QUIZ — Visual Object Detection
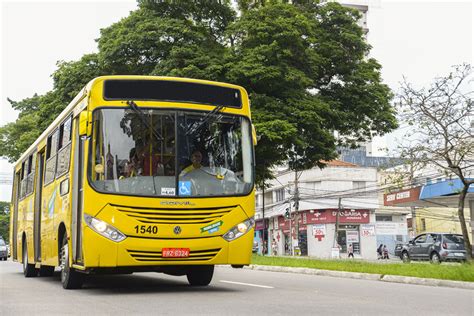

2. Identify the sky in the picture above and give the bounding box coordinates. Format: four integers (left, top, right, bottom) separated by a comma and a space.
0, 0, 473, 201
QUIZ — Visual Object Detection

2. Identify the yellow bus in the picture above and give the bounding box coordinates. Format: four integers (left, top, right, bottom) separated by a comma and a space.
10, 76, 256, 289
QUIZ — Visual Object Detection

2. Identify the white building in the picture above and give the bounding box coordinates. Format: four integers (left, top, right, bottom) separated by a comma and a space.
255, 160, 379, 259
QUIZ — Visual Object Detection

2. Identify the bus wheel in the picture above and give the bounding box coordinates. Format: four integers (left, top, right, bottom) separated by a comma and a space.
39, 265, 55, 277
22, 240, 38, 277
186, 265, 214, 286
60, 236, 84, 289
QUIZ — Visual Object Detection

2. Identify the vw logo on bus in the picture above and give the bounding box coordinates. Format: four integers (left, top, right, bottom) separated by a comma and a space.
173, 226, 182, 235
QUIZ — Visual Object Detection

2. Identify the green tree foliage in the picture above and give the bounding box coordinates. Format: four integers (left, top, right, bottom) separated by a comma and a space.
0, 0, 397, 184
0, 201, 10, 239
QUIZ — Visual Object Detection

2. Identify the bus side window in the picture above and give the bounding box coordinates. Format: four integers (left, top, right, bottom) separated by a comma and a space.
44, 130, 59, 185
56, 116, 72, 178
26, 153, 35, 195
20, 161, 26, 199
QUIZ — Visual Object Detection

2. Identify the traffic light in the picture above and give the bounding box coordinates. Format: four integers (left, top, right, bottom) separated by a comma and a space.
285, 208, 290, 219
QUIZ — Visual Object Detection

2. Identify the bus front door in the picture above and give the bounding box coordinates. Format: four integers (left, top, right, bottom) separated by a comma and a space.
34, 151, 45, 262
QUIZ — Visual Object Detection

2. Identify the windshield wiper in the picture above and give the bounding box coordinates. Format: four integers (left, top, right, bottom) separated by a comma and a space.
185, 105, 226, 136
126, 100, 163, 141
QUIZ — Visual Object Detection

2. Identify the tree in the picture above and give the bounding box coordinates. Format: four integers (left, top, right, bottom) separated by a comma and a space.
0, 201, 10, 239
1, 1, 397, 185
225, 2, 397, 182
398, 63, 473, 259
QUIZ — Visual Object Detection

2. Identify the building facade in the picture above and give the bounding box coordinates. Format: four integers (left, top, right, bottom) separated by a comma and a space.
256, 160, 379, 259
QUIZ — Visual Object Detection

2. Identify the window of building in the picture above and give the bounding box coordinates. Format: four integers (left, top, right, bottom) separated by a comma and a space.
376, 215, 392, 222
275, 188, 285, 202
353, 181, 366, 190
264, 191, 273, 205
420, 218, 426, 231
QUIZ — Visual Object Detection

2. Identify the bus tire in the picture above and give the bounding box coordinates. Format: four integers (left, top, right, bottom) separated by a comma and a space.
39, 265, 55, 277
186, 265, 214, 286
22, 240, 38, 277
60, 235, 84, 289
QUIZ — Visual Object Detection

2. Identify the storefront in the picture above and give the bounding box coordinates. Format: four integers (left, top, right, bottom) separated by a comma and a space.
271, 209, 377, 259
255, 219, 269, 255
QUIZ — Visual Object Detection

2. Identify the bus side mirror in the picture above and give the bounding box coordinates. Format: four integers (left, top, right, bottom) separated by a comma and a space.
79, 111, 91, 136
252, 124, 258, 146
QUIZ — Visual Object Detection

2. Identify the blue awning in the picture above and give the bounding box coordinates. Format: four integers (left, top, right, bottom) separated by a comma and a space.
420, 179, 474, 199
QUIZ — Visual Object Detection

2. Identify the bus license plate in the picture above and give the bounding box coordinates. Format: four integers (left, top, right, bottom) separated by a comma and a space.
162, 248, 190, 258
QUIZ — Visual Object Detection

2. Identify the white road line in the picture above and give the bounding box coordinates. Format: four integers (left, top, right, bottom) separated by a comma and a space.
219, 280, 274, 289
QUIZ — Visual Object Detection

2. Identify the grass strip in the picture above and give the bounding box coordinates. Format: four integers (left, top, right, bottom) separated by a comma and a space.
251, 254, 474, 282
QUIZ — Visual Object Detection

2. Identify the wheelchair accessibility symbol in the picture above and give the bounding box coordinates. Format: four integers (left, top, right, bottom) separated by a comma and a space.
178, 181, 191, 196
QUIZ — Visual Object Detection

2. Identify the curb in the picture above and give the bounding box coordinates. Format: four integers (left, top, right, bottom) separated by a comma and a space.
380, 274, 474, 290
222, 265, 474, 290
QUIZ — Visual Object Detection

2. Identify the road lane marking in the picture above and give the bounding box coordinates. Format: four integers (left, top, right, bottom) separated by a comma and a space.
219, 280, 274, 289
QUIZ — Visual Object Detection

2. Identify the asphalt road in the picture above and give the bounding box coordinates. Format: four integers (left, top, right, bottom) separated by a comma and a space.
0, 259, 472, 315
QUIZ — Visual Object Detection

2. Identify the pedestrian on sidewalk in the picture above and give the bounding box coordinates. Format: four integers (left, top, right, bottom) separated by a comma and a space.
383, 245, 389, 259
377, 244, 383, 259
271, 239, 278, 256
348, 243, 354, 258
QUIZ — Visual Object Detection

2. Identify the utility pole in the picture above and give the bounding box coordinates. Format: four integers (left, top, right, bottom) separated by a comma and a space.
334, 198, 342, 248
294, 170, 300, 255
288, 200, 293, 256
411, 206, 417, 237
262, 183, 266, 256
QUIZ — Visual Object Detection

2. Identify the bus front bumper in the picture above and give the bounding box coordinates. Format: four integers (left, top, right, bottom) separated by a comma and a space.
81, 226, 253, 269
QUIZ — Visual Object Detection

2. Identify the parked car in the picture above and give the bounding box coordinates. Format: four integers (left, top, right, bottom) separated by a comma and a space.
400, 233, 466, 263
394, 243, 404, 258
0, 237, 7, 261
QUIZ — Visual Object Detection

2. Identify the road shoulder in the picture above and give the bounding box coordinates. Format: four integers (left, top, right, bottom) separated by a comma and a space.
223, 265, 474, 290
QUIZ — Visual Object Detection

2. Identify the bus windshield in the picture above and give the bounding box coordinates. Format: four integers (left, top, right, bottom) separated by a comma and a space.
89, 108, 254, 197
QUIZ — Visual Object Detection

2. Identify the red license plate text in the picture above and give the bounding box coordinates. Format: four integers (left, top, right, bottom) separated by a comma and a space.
162, 248, 190, 258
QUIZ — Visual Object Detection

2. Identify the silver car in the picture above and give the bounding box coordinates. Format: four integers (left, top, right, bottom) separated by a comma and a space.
0, 238, 7, 261
401, 233, 466, 263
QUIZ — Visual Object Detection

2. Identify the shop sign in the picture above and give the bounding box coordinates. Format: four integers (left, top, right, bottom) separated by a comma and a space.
360, 224, 375, 237
384, 187, 421, 206
276, 209, 370, 232
306, 209, 370, 224
331, 247, 340, 258
346, 230, 359, 243
312, 224, 326, 236
376, 222, 408, 235
255, 220, 267, 230
278, 216, 308, 232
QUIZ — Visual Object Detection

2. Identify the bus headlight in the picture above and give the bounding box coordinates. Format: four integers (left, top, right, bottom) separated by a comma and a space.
222, 217, 255, 241
84, 214, 126, 242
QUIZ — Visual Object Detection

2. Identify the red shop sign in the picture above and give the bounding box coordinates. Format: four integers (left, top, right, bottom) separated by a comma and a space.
277, 217, 307, 232
305, 209, 370, 224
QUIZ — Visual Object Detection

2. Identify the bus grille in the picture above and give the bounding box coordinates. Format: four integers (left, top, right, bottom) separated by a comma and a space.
115, 205, 236, 224
127, 248, 221, 262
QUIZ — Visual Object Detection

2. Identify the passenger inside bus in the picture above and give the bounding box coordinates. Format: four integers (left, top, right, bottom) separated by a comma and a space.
124, 138, 165, 177
180, 149, 203, 176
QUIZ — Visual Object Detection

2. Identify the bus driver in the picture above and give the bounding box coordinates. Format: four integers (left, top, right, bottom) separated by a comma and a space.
180, 149, 203, 176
